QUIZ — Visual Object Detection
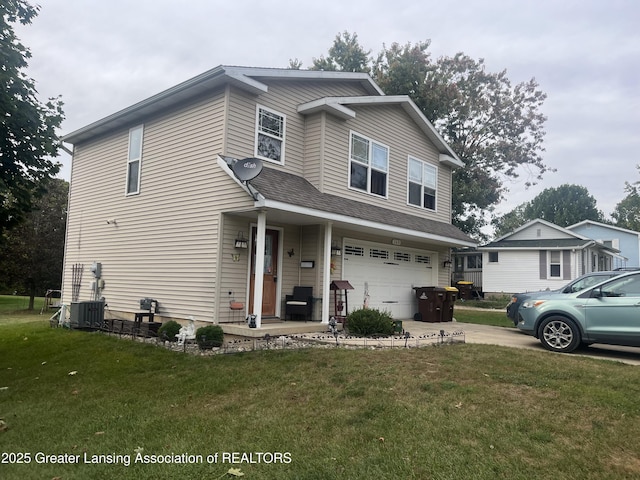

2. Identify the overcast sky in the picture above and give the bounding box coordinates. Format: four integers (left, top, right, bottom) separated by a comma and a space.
15, 0, 640, 221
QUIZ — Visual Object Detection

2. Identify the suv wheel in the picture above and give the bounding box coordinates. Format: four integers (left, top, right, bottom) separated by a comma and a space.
538, 316, 581, 353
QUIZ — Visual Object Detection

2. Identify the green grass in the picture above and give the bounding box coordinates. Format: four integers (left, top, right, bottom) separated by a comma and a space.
0, 295, 47, 324
1, 298, 640, 479
453, 308, 514, 328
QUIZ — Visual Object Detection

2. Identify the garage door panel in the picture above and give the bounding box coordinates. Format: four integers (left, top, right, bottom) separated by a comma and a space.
342, 240, 436, 319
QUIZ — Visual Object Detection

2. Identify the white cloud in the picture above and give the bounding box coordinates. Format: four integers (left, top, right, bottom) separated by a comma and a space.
13, 0, 640, 220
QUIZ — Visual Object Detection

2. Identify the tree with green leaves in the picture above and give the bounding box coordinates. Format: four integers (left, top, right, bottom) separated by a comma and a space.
492, 184, 603, 237
611, 165, 640, 231
310, 31, 371, 73
304, 34, 549, 239
0, 178, 68, 309
1, 0, 64, 235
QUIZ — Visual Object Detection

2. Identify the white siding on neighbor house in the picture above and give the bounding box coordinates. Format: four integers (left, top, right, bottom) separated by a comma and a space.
509, 223, 575, 241
62, 90, 255, 322
482, 250, 578, 294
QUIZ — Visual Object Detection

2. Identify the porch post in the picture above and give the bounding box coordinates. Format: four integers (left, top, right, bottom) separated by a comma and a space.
253, 210, 267, 329
322, 221, 332, 324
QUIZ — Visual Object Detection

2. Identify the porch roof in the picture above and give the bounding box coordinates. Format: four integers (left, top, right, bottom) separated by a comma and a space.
248, 167, 476, 248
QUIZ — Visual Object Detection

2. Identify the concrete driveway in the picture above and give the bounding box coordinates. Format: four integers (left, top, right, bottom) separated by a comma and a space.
402, 319, 640, 366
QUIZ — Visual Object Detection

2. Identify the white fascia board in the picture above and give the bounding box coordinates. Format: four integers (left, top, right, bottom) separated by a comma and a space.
491, 218, 590, 243
216, 155, 266, 202
478, 242, 595, 251
223, 70, 270, 95
226, 66, 385, 95
297, 98, 356, 120
256, 198, 476, 248
322, 96, 464, 167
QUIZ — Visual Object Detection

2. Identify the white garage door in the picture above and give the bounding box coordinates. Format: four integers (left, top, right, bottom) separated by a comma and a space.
341, 239, 437, 319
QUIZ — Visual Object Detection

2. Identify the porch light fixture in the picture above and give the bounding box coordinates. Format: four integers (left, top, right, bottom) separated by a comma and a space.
331, 246, 342, 256
443, 258, 452, 268
234, 232, 248, 249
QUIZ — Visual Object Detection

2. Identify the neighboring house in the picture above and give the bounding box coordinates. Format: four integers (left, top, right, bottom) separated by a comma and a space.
567, 220, 640, 269
479, 219, 619, 295
451, 248, 483, 290
61, 65, 475, 328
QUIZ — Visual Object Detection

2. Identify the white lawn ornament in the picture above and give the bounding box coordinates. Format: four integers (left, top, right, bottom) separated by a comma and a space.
176, 317, 196, 346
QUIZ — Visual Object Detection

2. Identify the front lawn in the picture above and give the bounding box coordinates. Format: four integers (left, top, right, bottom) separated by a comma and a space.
1, 311, 639, 479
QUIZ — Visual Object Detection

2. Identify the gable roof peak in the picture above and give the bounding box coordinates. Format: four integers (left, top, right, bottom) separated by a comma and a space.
493, 218, 589, 242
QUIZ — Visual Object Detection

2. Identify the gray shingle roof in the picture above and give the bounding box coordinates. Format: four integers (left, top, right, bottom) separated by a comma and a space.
481, 239, 596, 249
250, 167, 475, 245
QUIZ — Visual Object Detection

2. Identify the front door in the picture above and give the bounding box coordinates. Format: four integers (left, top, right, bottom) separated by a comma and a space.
249, 228, 279, 316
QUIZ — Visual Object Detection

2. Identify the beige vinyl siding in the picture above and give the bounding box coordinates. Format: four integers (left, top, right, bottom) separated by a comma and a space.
62, 91, 254, 322
216, 217, 310, 323
217, 215, 251, 323
225, 81, 374, 177
302, 113, 324, 190
319, 104, 452, 223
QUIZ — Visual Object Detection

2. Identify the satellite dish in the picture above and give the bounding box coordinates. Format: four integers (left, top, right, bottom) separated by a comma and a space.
232, 157, 263, 182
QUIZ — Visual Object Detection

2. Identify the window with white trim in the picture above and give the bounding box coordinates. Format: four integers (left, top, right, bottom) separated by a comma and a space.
408, 156, 437, 210
549, 251, 562, 277
255, 106, 285, 164
349, 132, 389, 197
126, 125, 143, 195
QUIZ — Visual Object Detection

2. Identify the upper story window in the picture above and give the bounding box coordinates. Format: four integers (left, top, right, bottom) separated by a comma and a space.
408, 156, 437, 210
255, 106, 285, 164
126, 125, 143, 195
349, 132, 388, 197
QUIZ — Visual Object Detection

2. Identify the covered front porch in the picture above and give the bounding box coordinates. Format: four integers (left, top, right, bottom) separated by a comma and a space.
216, 158, 476, 330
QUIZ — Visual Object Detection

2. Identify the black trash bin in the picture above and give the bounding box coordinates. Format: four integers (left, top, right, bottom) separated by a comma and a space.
441, 287, 458, 322
456, 281, 473, 300
413, 287, 446, 322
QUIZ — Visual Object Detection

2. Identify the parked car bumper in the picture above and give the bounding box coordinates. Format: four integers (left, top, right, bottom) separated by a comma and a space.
516, 305, 539, 337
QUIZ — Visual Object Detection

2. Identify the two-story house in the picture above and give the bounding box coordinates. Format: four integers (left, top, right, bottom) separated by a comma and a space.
567, 220, 640, 269
61, 66, 475, 329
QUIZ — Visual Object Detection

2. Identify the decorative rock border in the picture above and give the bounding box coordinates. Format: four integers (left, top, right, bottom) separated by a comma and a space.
106, 329, 466, 356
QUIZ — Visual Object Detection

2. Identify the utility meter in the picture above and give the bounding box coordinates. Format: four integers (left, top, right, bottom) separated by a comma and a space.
90, 262, 102, 278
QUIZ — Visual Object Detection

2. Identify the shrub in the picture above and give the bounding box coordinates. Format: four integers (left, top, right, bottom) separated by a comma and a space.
346, 308, 394, 337
196, 325, 224, 350
158, 320, 181, 342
